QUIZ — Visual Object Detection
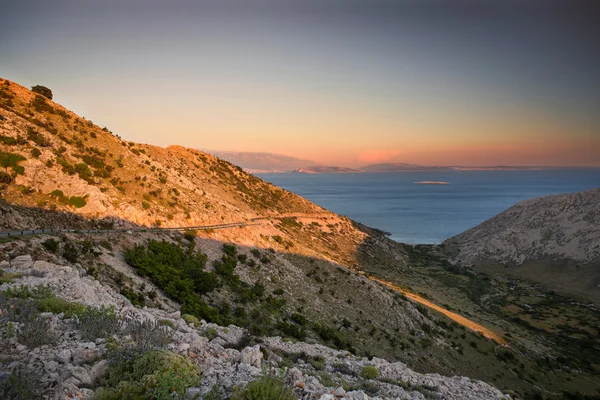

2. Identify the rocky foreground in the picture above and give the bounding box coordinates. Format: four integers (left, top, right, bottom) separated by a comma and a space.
0, 252, 509, 400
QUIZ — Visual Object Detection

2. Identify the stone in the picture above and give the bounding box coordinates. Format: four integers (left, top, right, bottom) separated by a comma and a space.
90, 360, 109, 384
72, 348, 98, 365
240, 345, 262, 369
334, 387, 346, 397
347, 391, 369, 400
10, 255, 33, 269
44, 360, 59, 372
319, 395, 335, 400
69, 366, 92, 387
56, 349, 72, 363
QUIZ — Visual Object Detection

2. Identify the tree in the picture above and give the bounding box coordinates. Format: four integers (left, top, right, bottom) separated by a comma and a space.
31, 85, 53, 100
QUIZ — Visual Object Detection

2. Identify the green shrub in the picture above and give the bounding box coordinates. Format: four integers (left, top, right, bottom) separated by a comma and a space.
0, 367, 38, 400
204, 384, 224, 400
31, 85, 52, 100
18, 317, 59, 347
124, 240, 224, 323
231, 372, 295, 400
0, 170, 12, 184
36, 297, 85, 317
30, 95, 54, 113
0, 151, 26, 175
62, 241, 79, 262
361, 366, 379, 379
182, 314, 200, 327
183, 229, 196, 241
76, 306, 121, 340
127, 319, 173, 349
41, 238, 59, 252
26, 127, 50, 147
30, 148, 41, 158
0, 135, 17, 145
96, 349, 200, 400
75, 163, 93, 183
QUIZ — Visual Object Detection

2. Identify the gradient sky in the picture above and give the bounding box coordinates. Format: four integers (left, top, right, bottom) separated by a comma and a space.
1, 0, 599, 167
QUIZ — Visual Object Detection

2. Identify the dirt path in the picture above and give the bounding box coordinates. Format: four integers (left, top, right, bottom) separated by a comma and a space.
362, 273, 507, 345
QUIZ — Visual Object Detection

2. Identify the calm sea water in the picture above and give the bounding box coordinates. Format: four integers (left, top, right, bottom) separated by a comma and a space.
257, 170, 600, 244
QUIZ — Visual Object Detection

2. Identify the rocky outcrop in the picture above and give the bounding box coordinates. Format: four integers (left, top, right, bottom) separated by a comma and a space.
445, 189, 600, 265
0, 253, 511, 400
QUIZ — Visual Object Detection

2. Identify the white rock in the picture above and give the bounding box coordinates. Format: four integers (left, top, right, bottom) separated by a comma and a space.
44, 360, 59, 372
10, 255, 33, 269
90, 359, 109, 384
240, 345, 262, 369
69, 366, 92, 387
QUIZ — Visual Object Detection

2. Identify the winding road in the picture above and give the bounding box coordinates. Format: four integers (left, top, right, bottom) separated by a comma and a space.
0, 221, 263, 237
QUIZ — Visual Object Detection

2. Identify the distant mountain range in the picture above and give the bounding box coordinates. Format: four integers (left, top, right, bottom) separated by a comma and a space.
207, 151, 315, 173
206, 152, 591, 174
293, 166, 360, 174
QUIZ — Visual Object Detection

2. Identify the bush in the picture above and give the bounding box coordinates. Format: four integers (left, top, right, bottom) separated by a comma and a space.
31, 85, 53, 100
96, 349, 200, 400
0, 151, 26, 175
126, 319, 173, 349
41, 238, 59, 252
231, 372, 295, 400
30, 148, 41, 158
62, 241, 79, 262
124, 240, 224, 323
0, 170, 12, 184
182, 314, 200, 327
76, 306, 121, 340
0, 367, 38, 400
18, 317, 59, 347
36, 297, 85, 317
361, 366, 379, 379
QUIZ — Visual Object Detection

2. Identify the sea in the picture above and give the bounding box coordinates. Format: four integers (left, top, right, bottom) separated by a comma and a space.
256, 169, 600, 245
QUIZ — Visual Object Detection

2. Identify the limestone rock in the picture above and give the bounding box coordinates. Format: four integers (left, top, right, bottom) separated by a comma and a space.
240, 345, 262, 368
10, 255, 34, 270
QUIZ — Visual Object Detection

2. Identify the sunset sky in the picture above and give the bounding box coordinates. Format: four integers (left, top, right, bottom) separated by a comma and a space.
1, 0, 599, 167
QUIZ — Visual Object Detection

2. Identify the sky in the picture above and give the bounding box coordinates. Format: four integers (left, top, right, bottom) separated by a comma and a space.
1, 0, 599, 167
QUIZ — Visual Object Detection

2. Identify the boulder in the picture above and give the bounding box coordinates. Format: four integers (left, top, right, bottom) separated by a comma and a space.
90, 359, 109, 384
55, 349, 72, 364
240, 345, 262, 369
10, 255, 33, 270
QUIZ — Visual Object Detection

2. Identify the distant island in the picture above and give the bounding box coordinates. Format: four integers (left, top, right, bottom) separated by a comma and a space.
293, 166, 361, 174
414, 181, 449, 185
203, 152, 591, 174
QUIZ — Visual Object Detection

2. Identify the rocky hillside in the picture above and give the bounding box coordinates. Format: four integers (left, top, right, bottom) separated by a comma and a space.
444, 189, 600, 302
0, 233, 509, 400
444, 188, 600, 265
0, 78, 366, 267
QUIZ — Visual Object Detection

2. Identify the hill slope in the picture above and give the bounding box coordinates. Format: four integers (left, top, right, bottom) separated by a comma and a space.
0, 78, 366, 267
444, 189, 600, 302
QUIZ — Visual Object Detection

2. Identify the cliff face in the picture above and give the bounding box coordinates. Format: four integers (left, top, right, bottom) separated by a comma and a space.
444, 188, 600, 266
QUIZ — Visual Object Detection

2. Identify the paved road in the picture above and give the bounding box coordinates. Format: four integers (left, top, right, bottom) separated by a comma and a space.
0, 221, 263, 237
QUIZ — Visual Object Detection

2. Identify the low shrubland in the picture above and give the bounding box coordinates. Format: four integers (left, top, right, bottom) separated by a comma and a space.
96, 348, 201, 400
